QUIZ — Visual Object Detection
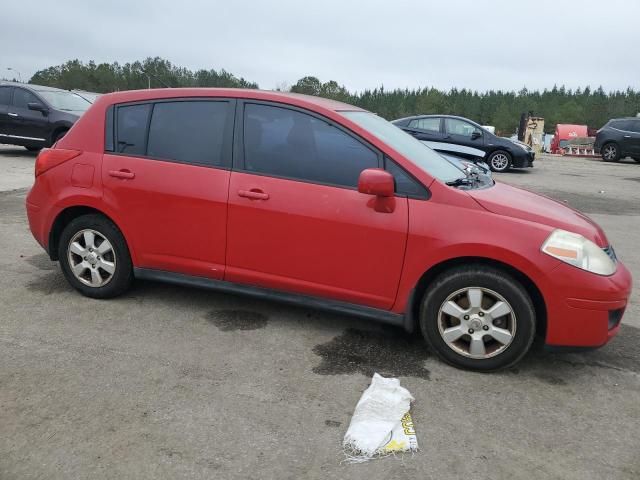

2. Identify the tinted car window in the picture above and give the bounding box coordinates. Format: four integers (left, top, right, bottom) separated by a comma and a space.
630, 120, 640, 133
385, 157, 428, 198
147, 101, 230, 166
0, 87, 11, 106
12, 89, 42, 109
116, 104, 151, 155
244, 103, 378, 187
445, 118, 481, 137
408, 117, 440, 132
610, 119, 633, 131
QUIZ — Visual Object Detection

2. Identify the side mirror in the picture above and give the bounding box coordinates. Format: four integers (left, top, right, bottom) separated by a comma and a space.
28, 102, 49, 115
358, 168, 395, 197
471, 131, 482, 140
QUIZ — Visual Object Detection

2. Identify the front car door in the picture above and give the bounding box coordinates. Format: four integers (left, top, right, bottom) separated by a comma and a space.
624, 119, 640, 156
443, 117, 487, 158
7, 87, 50, 145
226, 101, 408, 310
102, 98, 235, 279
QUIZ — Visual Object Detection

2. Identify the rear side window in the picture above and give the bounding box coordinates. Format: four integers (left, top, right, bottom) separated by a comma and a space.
610, 119, 633, 131
116, 104, 151, 155
12, 89, 41, 109
629, 120, 640, 133
243, 103, 379, 187
408, 117, 440, 132
0, 87, 11, 106
147, 101, 230, 166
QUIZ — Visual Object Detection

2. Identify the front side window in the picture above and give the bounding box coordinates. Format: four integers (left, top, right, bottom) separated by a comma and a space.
116, 104, 151, 155
445, 118, 482, 138
12, 89, 42, 109
0, 87, 11, 106
243, 103, 378, 187
408, 117, 440, 132
147, 101, 230, 166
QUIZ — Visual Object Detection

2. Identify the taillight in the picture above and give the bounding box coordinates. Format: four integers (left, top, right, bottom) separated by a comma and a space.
35, 148, 82, 177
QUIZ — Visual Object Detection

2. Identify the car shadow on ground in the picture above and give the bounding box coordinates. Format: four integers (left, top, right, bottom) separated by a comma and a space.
23, 258, 638, 382
0, 146, 38, 157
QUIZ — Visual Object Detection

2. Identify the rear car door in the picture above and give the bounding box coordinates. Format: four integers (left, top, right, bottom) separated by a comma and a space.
7, 87, 50, 144
405, 117, 445, 145
102, 98, 235, 279
226, 101, 409, 309
0, 86, 12, 140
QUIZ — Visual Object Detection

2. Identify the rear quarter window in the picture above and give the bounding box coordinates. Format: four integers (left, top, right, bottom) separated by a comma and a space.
0, 87, 11, 106
115, 104, 151, 155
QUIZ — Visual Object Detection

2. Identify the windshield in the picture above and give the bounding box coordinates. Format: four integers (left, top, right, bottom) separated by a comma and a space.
341, 111, 465, 183
36, 90, 91, 112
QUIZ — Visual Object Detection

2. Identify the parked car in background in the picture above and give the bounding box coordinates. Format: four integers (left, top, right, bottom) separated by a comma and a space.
0, 82, 91, 151
392, 114, 535, 172
594, 117, 640, 162
26, 89, 630, 371
72, 90, 101, 103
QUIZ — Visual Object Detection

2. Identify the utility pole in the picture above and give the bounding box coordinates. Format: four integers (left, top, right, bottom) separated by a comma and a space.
6, 67, 22, 82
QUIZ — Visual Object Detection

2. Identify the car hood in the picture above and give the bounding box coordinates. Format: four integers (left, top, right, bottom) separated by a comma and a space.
467, 181, 609, 246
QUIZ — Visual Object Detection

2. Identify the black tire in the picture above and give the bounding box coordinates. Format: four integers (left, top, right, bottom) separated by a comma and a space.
419, 264, 536, 371
601, 142, 620, 162
51, 129, 68, 146
487, 150, 512, 172
25, 146, 42, 152
58, 214, 133, 299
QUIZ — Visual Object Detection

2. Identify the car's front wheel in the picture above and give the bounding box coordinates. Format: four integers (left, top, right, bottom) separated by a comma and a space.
58, 214, 133, 299
487, 150, 512, 172
420, 265, 536, 371
601, 143, 620, 162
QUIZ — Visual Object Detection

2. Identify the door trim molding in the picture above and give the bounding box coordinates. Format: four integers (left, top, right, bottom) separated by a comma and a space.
134, 267, 407, 329
0, 133, 46, 141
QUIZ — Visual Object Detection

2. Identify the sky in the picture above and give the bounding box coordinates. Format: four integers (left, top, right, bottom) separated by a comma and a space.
2, 0, 639, 93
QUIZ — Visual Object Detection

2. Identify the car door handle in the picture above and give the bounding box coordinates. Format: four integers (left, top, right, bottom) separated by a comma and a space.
108, 169, 135, 179
624, 135, 631, 138
8, 112, 18, 117
238, 189, 269, 200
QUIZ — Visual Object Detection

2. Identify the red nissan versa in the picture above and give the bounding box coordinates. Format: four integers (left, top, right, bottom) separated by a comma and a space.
25, 89, 632, 371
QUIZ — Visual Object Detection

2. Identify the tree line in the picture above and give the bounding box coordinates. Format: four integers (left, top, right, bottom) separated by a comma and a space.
25, 58, 640, 135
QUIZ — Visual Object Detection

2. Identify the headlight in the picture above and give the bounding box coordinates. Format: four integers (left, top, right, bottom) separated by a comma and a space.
541, 229, 616, 276
515, 142, 530, 152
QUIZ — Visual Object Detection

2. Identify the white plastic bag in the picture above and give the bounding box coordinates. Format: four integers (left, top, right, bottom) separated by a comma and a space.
343, 373, 418, 462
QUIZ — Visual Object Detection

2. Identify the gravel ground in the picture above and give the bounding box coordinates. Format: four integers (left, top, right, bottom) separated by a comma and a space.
1, 146, 638, 480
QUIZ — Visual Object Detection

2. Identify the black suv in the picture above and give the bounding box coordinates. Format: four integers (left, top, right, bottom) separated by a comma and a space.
594, 117, 640, 163
0, 82, 91, 151
392, 114, 535, 172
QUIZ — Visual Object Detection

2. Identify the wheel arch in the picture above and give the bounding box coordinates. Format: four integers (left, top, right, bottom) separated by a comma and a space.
405, 256, 547, 338
48, 205, 132, 262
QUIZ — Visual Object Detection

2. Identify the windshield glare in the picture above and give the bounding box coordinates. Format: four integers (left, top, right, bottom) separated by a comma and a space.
341, 111, 465, 183
37, 90, 91, 112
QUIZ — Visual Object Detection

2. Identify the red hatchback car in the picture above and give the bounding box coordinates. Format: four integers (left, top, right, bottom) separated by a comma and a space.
26, 89, 632, 371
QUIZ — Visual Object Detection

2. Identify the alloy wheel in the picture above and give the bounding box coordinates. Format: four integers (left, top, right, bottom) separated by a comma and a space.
603, 144, 617, 161
437, 287, 516, 359
67, 229, 116, 287
490, 153, 509, 171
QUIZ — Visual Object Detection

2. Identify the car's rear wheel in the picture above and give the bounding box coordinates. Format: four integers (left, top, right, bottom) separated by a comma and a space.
487, 150, 511, 172
601, 143, 620, 162
420, 265, 536, 371
58, 214, 133, 299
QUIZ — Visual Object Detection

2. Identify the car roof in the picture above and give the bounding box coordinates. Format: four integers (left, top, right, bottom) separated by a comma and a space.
0, 81, 74, 93
98, 88, 365, 112
398, 114, 475, 122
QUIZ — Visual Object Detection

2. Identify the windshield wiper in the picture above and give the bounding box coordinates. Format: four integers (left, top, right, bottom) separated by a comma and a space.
446, 177, 475, 187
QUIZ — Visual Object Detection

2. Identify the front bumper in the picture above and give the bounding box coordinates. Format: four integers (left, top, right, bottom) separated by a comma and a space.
512, 150, 535, 168
544, 260, 632, 348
